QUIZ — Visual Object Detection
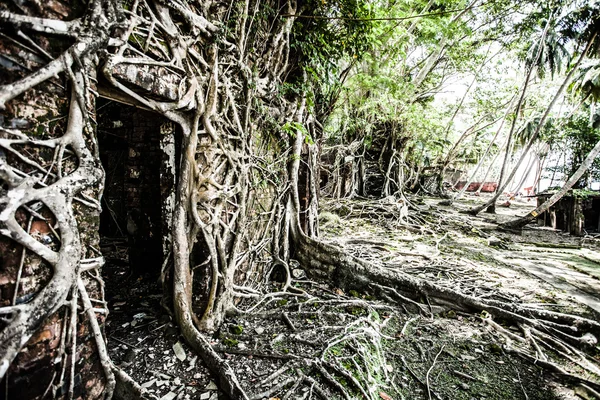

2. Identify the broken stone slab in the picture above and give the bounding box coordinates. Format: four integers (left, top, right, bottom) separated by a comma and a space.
204, 381, 218, 390
173, 341, 186, 361
160, 391, 177, 400
186, 355, 197, 371
141, 379, 156, 388
291, 268, 305, 279
151, 370, 172, 380
188, 355, 197, 367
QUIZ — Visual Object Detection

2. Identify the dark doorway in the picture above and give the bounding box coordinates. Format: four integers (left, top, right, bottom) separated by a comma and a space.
96, 99, 182, 386
584, 197, 600, 234
97, 99, 174, 279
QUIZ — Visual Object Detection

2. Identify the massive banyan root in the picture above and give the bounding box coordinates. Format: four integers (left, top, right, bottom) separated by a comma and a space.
294, 232, 600, 343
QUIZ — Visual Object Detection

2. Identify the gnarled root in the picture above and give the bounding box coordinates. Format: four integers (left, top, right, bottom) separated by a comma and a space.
293, 232, 600, 389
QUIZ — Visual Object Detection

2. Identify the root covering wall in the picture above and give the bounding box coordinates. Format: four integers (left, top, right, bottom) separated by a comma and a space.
0, 1, 107, 397
0, 0, 317, 398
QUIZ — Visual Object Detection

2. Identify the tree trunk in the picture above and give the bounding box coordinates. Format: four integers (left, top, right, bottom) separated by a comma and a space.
509, 148, 537, 194
462, 92, 518, 195
470, 30, 596, 215
435, 45, 497, 194
469, 19, 553, 211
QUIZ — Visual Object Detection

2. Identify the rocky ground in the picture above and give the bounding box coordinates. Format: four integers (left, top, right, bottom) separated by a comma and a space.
102, 240, 224, 400
103, 194, 600, 400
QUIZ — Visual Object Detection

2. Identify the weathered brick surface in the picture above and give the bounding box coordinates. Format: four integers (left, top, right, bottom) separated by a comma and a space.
0, 2, 106, 399
111, 63, 184, 101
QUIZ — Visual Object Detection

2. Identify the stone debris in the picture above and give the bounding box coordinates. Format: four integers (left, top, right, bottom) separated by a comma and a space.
159, 391, 177, 400
104, 242, 219, 400
173, 342, 186, 361
141, 379, 156, 388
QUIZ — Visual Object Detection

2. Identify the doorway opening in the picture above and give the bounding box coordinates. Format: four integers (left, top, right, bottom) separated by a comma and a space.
96, 98, 177, 285
96, 98, 188, 387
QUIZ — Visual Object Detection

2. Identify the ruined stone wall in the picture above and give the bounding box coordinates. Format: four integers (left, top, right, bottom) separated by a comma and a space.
0, 0, 308, 397
0, 2, 106, 398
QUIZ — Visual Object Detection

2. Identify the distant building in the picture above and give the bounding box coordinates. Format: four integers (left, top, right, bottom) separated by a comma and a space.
536, 191, 600, 236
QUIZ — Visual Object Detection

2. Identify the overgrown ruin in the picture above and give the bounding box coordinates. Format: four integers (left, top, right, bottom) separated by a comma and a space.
1, 1, 600, 399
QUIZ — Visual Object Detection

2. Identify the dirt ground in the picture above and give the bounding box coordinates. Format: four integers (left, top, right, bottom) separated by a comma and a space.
103, 193, 600, 400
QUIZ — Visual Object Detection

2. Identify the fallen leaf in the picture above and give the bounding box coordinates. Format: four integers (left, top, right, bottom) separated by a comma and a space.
379, 391, 392, 400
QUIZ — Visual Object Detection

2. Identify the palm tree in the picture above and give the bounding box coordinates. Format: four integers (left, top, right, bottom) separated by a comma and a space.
467, 17, 552, 213
500, 1, 600, 228
469, 27, 597, 215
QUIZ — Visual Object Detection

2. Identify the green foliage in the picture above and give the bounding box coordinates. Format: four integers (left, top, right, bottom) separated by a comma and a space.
292, 0, 378, 68
277, 299, 289, 306
349, 306, 366, 316
294, 0, 600, 188
229, 325, 244, 335
559, 112, 600, 185
282, 121, 313, 144
571, 60, 600, 102
222, 337, 239, 347
572, 189, 599, 199
541, 107, 600, 189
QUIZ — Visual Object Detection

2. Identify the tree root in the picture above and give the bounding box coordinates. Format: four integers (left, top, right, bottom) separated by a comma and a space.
113, 366, 159, 400
295, 234, 600, 338
293, 232, 600, 394
506, 346, 600, 393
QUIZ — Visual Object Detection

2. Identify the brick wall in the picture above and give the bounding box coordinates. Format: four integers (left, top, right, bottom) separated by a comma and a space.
0, 2, 107, 398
